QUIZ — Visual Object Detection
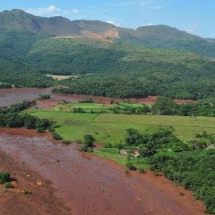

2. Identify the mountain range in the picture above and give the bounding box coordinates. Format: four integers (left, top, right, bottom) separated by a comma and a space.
0, 9, 215, 58
1, 9, 215, 100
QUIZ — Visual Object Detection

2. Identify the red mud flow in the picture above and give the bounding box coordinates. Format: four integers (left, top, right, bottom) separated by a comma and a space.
0, 88, 194, 108
0, 128, 205, 215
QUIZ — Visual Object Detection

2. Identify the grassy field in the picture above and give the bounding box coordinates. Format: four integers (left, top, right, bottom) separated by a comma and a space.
28, 109, 215, 143
94, 151, 149, 169
55, 102, 143, 113
55, 103, 115, 113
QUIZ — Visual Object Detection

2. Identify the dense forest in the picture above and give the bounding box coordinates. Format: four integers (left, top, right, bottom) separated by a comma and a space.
0, 58, 53, 88
0, 101, 51, 130
151, 97, 215, 116
54, 59, 215, 99
1, 10, 215, 98
104, 128, 215, 213
150, 150, 215, 214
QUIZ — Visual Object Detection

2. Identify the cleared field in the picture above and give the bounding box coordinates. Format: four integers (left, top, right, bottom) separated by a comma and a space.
28, 109, 215, 143
46, 75, 78, 80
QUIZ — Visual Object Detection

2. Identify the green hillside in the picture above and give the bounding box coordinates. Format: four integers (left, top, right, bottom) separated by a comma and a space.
1, 9, 215, 98
119, 25, 215, 58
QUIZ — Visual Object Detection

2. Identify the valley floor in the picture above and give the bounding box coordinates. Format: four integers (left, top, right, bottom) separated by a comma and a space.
0, 128, 205, 215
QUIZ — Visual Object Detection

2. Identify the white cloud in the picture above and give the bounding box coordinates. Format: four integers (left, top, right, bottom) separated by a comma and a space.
25, 5, 80, 17
71, 9, 80, 14
186, 28, 195, 34
106, 20, 121, 27
143, 22, 154, 26
26, 5, 61, 16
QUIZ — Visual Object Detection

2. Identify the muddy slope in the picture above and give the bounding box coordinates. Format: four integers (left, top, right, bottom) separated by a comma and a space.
0, 149, 70, 215
0, 128, 205, 215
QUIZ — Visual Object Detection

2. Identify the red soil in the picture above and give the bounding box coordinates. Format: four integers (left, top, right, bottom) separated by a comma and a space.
0, 128, 206, 215
0, 88, 194, 108
0, 151, 70, 215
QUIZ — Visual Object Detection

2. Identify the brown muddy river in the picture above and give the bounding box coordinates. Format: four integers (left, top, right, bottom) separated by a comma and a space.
0, 129, 205, 215
0, 88, 77, 107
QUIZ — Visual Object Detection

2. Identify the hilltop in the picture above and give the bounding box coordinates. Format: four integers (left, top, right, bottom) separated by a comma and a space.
0, 9, 215, 58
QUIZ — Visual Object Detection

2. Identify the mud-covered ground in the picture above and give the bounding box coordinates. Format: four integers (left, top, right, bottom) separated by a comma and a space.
0, 147, 70, 215
0, 128, 205, 215
0, 88, 194, 108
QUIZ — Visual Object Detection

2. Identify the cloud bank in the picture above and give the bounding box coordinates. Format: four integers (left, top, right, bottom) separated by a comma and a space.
26, 5, 79, 17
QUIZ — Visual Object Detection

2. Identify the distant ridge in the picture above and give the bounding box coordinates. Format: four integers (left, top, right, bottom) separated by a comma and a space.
0, 9, 215, 57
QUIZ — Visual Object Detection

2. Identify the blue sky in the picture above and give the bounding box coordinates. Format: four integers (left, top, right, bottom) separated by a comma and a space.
0, 0, 214, 38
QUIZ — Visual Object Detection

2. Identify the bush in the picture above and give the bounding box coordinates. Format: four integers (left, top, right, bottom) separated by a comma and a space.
39, 94, 51, 100
84, 134, 95, 147
0, 172, 10, 184
47, 126, 55, 132
87, 147, 94, 152
62, 140, 71, 145
126, 162, 137, 170
4, 182, 14, 189
138, 168, 145, 173
104, 143, 113, 148
37, 127, 44, 133
79, 146, 88, 152
52, 132, 63, 140
22, 189, 32, 194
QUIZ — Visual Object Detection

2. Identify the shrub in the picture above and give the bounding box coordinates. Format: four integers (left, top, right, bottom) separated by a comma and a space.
37, 127, 44, 133
4, 182, 14, 189
126, 162, 137, 170
52, 132, 63, 140
47, 126, 55, 132
62, 140, 71, 145
87, 147, 94, 152
0, 172, 10, 184
138, 168, 145, 173
39, 94, 51, 100
22, 189, 32, 194
104, 143, 113, 148
79, 146, 88, 152
84, 134, 95, 147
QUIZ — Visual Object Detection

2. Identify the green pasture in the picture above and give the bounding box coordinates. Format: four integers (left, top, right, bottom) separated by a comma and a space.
55, 102, 143, 113
27, 109, 215, 143
55, 102, 114, 113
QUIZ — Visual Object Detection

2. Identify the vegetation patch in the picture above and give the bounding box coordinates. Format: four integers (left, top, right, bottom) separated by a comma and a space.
0, 172, 10, 184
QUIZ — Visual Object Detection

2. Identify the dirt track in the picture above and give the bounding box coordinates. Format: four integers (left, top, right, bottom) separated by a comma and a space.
0, 128, 205, 215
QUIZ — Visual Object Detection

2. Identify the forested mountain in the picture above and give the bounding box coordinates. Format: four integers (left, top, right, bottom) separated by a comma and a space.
119, 25, 215, 58
1, 9, 215, 98
1, 9, 215, 57
0, 9, 116, 36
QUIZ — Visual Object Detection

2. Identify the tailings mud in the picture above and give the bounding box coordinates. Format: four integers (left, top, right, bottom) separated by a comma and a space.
0, 128, 205, 215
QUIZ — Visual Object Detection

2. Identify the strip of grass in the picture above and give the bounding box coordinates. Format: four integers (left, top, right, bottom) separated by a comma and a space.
55, 103, 114, 113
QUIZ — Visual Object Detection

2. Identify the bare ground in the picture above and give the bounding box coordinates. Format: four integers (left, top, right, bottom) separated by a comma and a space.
0, 88, 195, 108
0, 128, 205, 215
0, 150, 71, 215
